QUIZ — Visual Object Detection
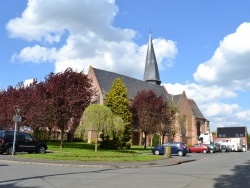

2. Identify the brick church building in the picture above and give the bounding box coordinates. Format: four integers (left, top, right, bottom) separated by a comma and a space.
87, 33, 209, 146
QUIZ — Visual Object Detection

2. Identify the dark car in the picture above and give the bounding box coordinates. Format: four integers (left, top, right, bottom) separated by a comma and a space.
152, 142, 188, 156
188, 144, 210, 153
0, 130, 47, 155
220, 144, 231, 152
207, 144, 221, 153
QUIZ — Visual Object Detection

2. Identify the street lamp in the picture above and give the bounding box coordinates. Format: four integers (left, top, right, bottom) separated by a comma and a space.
12, 106, 22, 156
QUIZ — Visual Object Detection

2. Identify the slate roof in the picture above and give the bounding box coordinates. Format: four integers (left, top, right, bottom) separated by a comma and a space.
188, 99, 205, 119
143, 32, 161, 85
170, 94, 205, 119
91, 67, 207, 121
92, 67, 170, 103
172, 94, 181, 105
217, 127, 247, 138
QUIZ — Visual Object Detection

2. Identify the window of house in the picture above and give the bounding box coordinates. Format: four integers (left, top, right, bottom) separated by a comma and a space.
240, 134, 244, 137
218, 134, 222, 138
235, 134, 239, 137
223, 134, 226, 137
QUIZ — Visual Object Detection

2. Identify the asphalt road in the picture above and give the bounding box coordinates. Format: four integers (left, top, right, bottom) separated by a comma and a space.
1, 151, 250, 188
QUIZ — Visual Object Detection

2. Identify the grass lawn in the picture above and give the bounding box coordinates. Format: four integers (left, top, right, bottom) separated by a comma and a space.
17, 142, 164, 162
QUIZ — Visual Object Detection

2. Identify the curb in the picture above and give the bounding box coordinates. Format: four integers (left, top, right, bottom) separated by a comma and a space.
0, 158, 197, 168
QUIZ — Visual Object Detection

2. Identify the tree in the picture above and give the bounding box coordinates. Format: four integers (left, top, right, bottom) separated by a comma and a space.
22, 81, 56, 140
158, 104, 176, 143
0, 68, 93, 145
131, 90, 167, 149
42, 68, 93, 148
79, 104, 113, 152
16, 81, 44, 134
0, 85, 21, 129
109, 116, 125, 149
0, 89, 9, 129
104, 78, 132, 148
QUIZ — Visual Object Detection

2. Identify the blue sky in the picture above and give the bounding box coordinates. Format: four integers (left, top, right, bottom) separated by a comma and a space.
1, 0, 250, 132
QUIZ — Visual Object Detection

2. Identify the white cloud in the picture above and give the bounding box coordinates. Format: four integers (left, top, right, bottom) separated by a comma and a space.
163, 82, 237, 104
163, 82, 241, 131
153, 38, 177, 69
7, 0, 177, 79
236, 110, 250, 121
23, 79, 34, 87
189, 22, 250, 130
11, 45, 57, 63
193, 22, 250, 89
164, 82, 239, 117
6, 0, 120, 43
202, 103, 239, 117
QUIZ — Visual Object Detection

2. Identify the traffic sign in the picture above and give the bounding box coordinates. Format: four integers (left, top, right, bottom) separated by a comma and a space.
13, 115, 22, 122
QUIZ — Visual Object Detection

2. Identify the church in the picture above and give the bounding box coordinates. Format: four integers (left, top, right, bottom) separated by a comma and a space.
87, 33, 210, 146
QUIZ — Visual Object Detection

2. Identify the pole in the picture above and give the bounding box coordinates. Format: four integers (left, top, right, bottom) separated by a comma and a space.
12, 106, 22, 156
12, 121, 18, 156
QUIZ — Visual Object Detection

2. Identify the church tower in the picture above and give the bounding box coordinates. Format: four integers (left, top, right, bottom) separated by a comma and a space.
143, 32, 161, 85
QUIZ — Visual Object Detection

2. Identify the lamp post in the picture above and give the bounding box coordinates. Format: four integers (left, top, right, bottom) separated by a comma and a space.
12, 106, 22, 156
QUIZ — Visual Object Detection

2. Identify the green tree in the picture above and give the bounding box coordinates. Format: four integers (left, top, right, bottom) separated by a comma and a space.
105, 78, 132, 148
111, 116, 125, 148
79, 104, 113, 152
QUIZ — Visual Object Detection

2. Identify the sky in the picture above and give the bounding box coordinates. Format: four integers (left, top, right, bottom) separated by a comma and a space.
1, 0, 250, 132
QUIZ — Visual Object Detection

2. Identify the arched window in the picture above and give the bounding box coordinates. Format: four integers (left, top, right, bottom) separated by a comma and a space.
196, 121, 201, 136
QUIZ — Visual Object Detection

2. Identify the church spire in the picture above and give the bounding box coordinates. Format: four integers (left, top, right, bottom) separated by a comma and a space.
143, 32, 161, 85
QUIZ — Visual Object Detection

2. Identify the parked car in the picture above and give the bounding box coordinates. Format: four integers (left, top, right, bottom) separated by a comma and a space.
0, 130, 47, 155
220, 144, 231, 152
214, 144, 221, 152
188, 144, 210, 153
152, 142, 188, 156
242, 144, 247, 152
207, 144, 221, 153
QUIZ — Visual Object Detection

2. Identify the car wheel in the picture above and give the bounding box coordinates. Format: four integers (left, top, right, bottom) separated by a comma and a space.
38, 146, 46, 154
210, 150, 214, 153
203, 149, 207, 154
6, 146, 14, 155
178, 151, 183, 156
154, 150, 160, 155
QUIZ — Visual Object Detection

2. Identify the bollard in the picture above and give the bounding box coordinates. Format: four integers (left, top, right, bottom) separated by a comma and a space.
165, 146, 171, 158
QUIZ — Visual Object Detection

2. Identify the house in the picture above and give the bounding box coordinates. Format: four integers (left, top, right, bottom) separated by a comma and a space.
216, 126, 248, 149
87, 32, 209, 146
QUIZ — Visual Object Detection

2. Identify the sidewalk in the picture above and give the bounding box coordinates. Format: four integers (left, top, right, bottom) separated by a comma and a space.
0, 154, 197, 168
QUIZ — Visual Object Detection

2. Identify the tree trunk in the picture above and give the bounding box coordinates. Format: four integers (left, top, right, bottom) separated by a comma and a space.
95, 134, 98, 152
149, 134, 153, 148
139, 132, 142, 146
60, 130, 64, 148
172, 133, 175, 142
48, 128, 52, 141
162, 134, 165, 144
144, 133, 147, 149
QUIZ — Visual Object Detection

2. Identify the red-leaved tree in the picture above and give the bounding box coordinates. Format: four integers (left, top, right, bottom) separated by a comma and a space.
0, 85, 22, 129
42, 68, 94, 148
131, 90, 167, 149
